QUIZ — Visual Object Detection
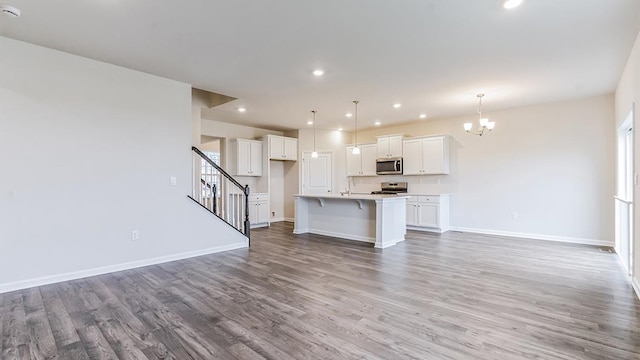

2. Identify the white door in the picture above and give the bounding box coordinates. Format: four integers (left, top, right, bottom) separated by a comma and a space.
361, 144, 378, 176
418, 203, 439, 227
377, 137, 390, 158
616, 107, 634, 276
346, 146, 362, 176
269, 136, 284, 159
402, 139, 423, 175
250, 141, 263, 176
422, 137, 444, 174
302, 152, 332, 195
388, 136, 403, 157
283, 138, 298, 160
406, 202, 418, 226
237, 140, 251, 176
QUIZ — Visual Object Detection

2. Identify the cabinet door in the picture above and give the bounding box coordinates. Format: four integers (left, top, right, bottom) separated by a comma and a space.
360, 144, 378, 176
250, 141, 263, 176
257, 200, 270, 223
346, 146, 363, 176
421, 137, 445, 174
418, 203, 439, 227
249, 202, 259, 224
377, 137, 390, 158
283, 138, 297, 160
236, 140, 252, 176
406, 203, 419, 226
402, 139, 423, 175
269, 136, 284, 159
388, 136, 403, 157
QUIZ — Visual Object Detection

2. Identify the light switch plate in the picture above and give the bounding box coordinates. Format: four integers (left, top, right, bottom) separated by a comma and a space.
170, 176, 177, 186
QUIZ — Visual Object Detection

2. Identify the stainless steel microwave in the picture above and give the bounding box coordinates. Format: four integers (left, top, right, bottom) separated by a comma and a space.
376, 158, 403, 175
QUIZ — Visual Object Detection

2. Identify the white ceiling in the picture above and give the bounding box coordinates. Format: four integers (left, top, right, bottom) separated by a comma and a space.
1, 1, 639, 131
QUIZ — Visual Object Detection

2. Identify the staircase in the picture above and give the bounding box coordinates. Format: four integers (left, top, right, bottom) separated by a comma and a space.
189, 146, 251, 243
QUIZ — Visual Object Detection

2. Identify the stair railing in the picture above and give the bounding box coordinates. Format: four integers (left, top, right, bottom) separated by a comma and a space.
190, 147, 250, 241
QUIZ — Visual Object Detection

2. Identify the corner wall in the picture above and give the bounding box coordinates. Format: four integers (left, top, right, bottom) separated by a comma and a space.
0, 37, 247, 293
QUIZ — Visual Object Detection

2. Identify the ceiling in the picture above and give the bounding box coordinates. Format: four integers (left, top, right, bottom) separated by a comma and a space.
1, 1, 639, 132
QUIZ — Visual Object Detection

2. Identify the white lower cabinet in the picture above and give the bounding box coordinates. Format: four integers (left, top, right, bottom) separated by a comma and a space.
406, 194, 449, 233
249, 193, 269, 228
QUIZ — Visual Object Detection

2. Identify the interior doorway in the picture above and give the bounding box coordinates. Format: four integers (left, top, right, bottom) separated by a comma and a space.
301, 151, 333, 195
615, 107, 634, 277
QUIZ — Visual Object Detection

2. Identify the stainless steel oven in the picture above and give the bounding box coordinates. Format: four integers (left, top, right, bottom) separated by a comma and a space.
376, 158, 403, 175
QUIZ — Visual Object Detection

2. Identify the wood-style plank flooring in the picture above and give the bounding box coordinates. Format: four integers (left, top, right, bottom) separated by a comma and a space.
1, 222, 640, 359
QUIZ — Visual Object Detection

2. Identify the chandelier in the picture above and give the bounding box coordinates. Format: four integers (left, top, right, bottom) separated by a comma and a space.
464, 94, 495, 136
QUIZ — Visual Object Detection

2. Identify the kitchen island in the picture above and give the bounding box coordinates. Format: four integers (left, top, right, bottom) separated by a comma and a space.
293, 194, 409, 248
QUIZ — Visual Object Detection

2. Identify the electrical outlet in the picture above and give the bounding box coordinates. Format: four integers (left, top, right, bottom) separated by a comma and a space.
272, 211, 275, 217
131, 230, 140, 241
511, 212, 518, 220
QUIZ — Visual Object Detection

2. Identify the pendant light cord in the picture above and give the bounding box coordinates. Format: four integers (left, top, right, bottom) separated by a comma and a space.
312, 110, 317, 152
353, 100, 359, 148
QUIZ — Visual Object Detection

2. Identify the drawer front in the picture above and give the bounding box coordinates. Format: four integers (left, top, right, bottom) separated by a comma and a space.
249, 193, 268, 201
417, 195, 439, 203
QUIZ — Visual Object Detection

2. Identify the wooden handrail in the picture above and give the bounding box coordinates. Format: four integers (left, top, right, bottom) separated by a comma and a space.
192, 146, 249, 196
192, 146, 251, 242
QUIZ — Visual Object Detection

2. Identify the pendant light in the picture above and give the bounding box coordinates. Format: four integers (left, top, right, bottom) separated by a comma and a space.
463, 94, 495, 136
352, 100, 360, 154
311, 110, 318, 158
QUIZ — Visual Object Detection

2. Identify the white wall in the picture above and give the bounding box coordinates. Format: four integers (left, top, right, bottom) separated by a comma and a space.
200, 118, 282, 194
0, 37, 247, 292
299, 95, 615, 245
615, 29, 640, 296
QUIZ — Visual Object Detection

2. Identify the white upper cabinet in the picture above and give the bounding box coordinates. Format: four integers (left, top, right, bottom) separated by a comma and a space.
346, 143, 377, 176
230, 139, 263, 176
268, 135, 298, 161
402, 135, 449, 175
376, 135, 403, 158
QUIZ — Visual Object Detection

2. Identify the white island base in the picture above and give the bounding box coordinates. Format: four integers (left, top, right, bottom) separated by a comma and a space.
293, 194, 408, 248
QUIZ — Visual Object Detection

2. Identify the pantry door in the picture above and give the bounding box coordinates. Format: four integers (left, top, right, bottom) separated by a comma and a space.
302, 152, 332, 195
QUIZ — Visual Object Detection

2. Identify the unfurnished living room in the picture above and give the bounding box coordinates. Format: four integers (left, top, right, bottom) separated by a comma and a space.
1, 1, 640, 359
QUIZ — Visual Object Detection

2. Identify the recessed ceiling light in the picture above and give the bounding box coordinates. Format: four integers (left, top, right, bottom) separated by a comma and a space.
374, 121, 381, 126
503, 0, 522, 9
237, 107, 246, 112
338, 128, 343, 131
0, 5, 21, 18
393, 103, 402, 109
419, 114, 427, 119
307, 120, 313, 125
312, 69, 324, 76
345, 113, 352, 118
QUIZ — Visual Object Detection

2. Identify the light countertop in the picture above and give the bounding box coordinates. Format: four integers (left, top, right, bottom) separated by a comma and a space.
294, 194, 410, 201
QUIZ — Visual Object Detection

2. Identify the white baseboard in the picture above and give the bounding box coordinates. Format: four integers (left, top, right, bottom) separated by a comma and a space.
267, 218, 294, 223
295, 228, 375, 244
633, 276, 640, 301
0, 241, 248, 294
449, 226, 612, 247
407, 225, 446, 234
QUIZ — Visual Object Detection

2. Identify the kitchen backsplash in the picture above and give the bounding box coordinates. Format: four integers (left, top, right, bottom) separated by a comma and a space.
349, 175, 452, 195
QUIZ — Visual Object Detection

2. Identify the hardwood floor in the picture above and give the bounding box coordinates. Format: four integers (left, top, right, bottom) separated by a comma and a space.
2, 222, 639, 359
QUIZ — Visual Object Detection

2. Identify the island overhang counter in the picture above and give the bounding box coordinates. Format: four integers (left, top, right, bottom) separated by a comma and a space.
293, 194, 409, 248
